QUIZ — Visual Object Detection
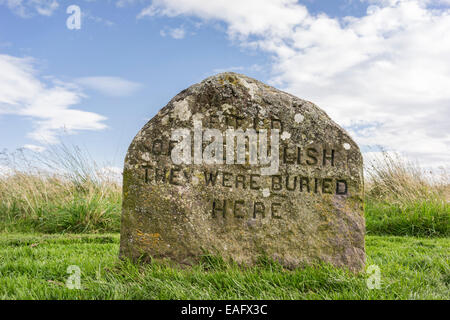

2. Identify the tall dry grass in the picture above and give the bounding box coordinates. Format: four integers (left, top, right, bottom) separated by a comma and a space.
365, 152, 449, 237
0, 146, 448, 236
366, 152, 448, 203
0, 145, 122, 233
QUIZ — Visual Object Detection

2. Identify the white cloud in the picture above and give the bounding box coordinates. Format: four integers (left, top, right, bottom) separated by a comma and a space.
138, 0, 450, 168
0, 0, 59, 17
0, 54, 107, 144
160, 26, 186, 39
99, 166, 123, 183
83, 11, 115, 27
23, 144, 46, 152
138, 0, 308, 38
169, 27, 186, 39
75, 76, 142, 96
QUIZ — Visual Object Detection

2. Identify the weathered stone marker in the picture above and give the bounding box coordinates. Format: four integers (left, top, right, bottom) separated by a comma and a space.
119, 73, 365, 272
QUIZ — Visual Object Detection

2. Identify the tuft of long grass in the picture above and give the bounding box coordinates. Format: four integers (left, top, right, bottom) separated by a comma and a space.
365, 152, 449, 237
0, 145, 122, 233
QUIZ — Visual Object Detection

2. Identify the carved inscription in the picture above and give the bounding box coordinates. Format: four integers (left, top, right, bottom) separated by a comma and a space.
141, 112, 350, 221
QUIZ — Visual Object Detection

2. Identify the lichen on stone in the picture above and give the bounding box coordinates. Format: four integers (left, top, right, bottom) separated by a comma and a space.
119, 72, 365, 272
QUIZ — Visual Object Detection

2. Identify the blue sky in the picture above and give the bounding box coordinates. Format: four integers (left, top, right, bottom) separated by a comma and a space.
1, 0, 449, 171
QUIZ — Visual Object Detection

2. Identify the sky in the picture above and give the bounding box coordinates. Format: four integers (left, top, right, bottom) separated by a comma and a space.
1, 0, 449, 172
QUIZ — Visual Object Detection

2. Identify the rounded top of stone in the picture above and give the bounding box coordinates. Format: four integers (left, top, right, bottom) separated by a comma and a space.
203, 71, 259, 81
200, 71, 278, 89
161, 72, 359, 151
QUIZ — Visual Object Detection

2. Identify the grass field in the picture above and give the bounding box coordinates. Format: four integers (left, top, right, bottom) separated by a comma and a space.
0, 233, 448, 300
0, 147, 448, 300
